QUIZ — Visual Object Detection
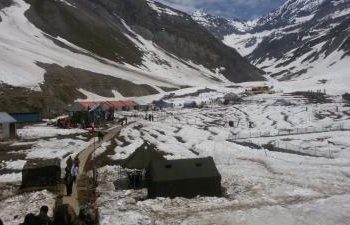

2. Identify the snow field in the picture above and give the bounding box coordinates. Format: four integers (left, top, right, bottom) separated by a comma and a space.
97, 93, 350, 224
0, 190, 56, 225
0, 124, 92, 182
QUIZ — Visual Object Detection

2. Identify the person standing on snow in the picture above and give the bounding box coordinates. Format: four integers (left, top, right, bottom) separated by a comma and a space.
73, 156, 80, 168
66, 156, 73, 171
64, 167, 74, 196
71, 164, 79, 183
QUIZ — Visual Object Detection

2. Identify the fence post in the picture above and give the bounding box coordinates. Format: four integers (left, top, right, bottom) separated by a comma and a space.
314, 145, 317, 155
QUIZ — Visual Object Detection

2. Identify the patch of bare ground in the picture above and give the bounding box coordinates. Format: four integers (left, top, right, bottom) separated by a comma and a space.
85, 138, 123, 171
152, 193, 349, 224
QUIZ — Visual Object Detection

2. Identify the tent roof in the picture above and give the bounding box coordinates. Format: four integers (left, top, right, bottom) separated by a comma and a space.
103, 101, 124, 107
149, 157, 220, 182
122, 101, 137, 107
79, 101, 99, 108
123, 148, 164, 170
122, 145, 165, 170
0, 112, 16, 123
24, 158, 61, 170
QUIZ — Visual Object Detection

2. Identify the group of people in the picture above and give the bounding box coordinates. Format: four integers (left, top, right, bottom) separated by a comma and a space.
16, 205, 51, 225
145, 114, 154, 121
4, 203, 96, 225
65, 156, 80, 196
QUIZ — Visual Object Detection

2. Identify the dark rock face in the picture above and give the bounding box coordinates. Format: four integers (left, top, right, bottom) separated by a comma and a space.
191, 11, 247, 38
249, 1, 350, 60
23, 0, 263, 83
24, 0, 143, 65
247, 0, 350, 79
0, 63, 159, 113
196, 0, 350, 81
0, 0, 13, 22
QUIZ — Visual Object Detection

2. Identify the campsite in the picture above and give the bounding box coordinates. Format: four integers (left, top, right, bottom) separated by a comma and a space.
1, 0, 350, 223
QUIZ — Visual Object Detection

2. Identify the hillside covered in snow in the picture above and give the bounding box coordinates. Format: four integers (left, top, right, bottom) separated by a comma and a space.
0, 0, 263, 112
195, 0, 350, 93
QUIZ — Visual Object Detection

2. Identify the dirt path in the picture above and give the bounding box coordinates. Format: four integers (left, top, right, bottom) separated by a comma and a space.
61, 125, 121, 214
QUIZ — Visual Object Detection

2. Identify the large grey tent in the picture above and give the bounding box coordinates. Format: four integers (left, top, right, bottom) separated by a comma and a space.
147, 157, 221, 198
122, 144, 165, 170
22, 158, 61, 188
121, 143, 165, 189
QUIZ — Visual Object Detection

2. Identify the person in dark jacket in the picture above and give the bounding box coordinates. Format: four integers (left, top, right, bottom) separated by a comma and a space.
73, 156, 80, 168
65, 167, 74, 196
66, 156, 73, 171
38, 205, 51, 225
97, 131, 104, 142
20, 213, 41, 225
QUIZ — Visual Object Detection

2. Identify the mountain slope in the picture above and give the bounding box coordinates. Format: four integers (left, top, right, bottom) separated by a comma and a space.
220, 0, 350, 92
0, 0, 263, 112
191, 10, 255, 37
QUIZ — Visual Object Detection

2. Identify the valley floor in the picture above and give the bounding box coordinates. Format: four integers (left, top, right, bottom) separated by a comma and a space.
0, 90, 350, 225
96, 92, 350, 225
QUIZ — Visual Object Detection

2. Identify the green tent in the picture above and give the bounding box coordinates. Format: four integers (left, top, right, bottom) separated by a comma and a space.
122, 143, 165, 170
147, 157, 221, 198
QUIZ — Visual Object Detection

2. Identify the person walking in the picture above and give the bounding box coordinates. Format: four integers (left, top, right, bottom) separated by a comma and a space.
98, 131, 103, 142
71, 164, 79, 183
73, 156, 80, 168
64, 167, 74, 196
66, 156, 73, 171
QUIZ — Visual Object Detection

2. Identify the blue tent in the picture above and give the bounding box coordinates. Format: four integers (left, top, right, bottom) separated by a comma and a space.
154, 100, 173, 109
10, 112, 42, 123
183, 100, 197, 108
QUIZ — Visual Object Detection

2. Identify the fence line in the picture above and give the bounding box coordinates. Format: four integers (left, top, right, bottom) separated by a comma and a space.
227, 123, 350, 141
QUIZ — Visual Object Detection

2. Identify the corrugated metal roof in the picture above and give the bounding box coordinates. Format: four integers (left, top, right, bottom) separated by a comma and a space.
106, 101, 125, 107
122, 101, 137, 107
0, 112, 17, 123
80, 102, 99, 108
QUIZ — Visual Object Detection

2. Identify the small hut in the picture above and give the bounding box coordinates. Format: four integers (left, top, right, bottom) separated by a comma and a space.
22, 158, 61, 188
223, 93, 241, 105
183, 100, 197, 108
67, 102, 99, 126
147, 157, 221, 198
0, 112, 17, 140
121, 101, 138, 111
10, 112, 42, 123
154, 100, 174, 110
134, 100, 153, 111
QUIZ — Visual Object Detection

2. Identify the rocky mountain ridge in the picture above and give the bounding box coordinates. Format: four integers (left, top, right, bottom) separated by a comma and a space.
196, 0, 350, 86
0, 0, 263, 112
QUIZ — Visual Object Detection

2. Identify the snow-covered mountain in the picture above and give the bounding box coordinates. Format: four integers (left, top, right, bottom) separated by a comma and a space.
0, 0, 263, 112
191, 10, 256, 37
222, 0, 350, 89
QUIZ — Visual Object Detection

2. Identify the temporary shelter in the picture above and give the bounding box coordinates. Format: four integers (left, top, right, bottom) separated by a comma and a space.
147, 157, 221, 198
0, 112, 17, 140
10, 112, 42, 123
22, 158, 61, 188
183, 100, 197, 108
